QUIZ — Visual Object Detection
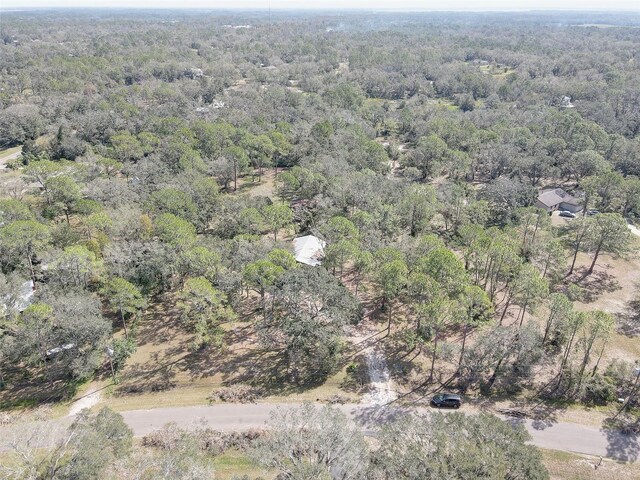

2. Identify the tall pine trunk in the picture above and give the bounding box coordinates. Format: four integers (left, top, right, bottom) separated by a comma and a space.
556, 328, 578, 389
119, 304, 129, 338
499, 296, 512, 325
569, 241, 581, 275
233, 160, 238, 191
518, 300, 528, 328
591, 341, 607, 376
587, 243, 603, 275
428, 327, 439, 382
457, 322, 468, 371
486, 356, 504, 392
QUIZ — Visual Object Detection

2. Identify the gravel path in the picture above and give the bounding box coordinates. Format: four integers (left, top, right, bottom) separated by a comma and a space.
0, 149, 22, 169
348, 324, 397, 406
361, 348, 397, 405
67, 389, 102, 416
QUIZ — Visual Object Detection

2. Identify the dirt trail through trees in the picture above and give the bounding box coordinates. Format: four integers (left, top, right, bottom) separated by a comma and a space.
348, 324, 397, 406
67, 389, 102, 416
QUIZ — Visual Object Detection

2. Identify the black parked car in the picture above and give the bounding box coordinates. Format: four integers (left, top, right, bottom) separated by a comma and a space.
431, 393, 462, 409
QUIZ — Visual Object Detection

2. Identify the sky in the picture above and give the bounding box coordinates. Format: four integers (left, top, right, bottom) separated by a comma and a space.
2, 1, 639, 11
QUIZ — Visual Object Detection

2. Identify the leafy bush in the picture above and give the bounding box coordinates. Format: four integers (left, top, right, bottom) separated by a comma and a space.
581, 374, 616, 405
566, 284, 585, 302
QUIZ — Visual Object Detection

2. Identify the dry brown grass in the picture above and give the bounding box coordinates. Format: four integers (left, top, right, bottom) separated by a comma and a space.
0, 145, 21, 161
542, 448, 640, 480
236, 168, 278, 199
570, 244, 640, 364
213, 450, 276, 479
102, 289, 363, 411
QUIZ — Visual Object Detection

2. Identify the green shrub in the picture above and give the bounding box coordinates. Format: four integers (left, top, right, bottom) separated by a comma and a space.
581, 374, 616, 405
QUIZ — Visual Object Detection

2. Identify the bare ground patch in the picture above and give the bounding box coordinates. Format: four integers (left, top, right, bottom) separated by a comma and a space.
542, 448, 640, 480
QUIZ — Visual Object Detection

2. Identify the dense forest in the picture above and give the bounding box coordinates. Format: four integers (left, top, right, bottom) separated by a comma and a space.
1, 9, 640, 479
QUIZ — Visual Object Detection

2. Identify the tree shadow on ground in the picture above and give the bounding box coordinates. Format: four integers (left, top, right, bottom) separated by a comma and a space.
345, 326, 389, 357
115, 351, 181, 395
602, 413, 640, 462
0, 363, 82, 409
617, 299, 640, 337
500, 398, 568, 430
387, 372, 459, 407
339, 353, 369, 395
351, 404, 418, 430
114, 308, 372, 401
383, 335, 426, 388
134, 294, 184, 348
567, 266, 621, 304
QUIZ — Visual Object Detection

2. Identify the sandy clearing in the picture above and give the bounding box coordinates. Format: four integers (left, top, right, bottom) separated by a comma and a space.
0, 149, 22, 169
68, 389, 102, 416
348, 324, 397, 406
628, 222, 640, 238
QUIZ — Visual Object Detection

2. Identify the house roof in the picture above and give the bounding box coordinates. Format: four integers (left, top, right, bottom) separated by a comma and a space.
293, 235, 326, 267
16, 280, 34, 311
1, 279, 34, 314
537, 188, 579, 208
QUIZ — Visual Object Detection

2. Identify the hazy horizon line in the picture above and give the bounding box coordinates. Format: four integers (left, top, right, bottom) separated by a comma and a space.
2, 7, 640, 12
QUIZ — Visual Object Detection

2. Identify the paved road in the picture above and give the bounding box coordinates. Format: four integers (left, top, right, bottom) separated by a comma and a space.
2, 403, 638, 462
0, 149, 21, 168
111, 403, 640, 462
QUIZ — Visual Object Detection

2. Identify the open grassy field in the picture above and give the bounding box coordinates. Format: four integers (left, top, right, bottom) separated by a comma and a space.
571, 235, 640, 364
101, 289, 364, 412
426, 98, 459, 110
0, 145, 22, 161
236, 168, 277, 198
542, 448, 640, 480
479, 63, 517, 78
213, 450, 275, 479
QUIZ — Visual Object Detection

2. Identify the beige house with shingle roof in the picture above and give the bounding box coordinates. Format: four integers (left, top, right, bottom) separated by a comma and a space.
535, 188, 582, 213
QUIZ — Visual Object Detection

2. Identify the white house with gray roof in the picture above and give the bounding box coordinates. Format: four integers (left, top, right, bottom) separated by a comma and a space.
293, 235, 325, 267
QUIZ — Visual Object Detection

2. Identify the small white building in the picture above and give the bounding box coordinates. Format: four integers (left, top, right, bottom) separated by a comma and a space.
293, 235, 326, 267
561, 96, 575, 108
190, 67, 204, 78
16, 280, 34, 311
1, 279, 34, 315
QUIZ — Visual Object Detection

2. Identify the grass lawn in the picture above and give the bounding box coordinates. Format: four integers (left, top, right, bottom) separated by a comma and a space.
235, 168, 277, 199
103, 354, 361, 412
213, 450, 276, 479
479, 64, 516, 78
0, 145, 21, 160
542, 448, 640, 480
430, 98, 459, 110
